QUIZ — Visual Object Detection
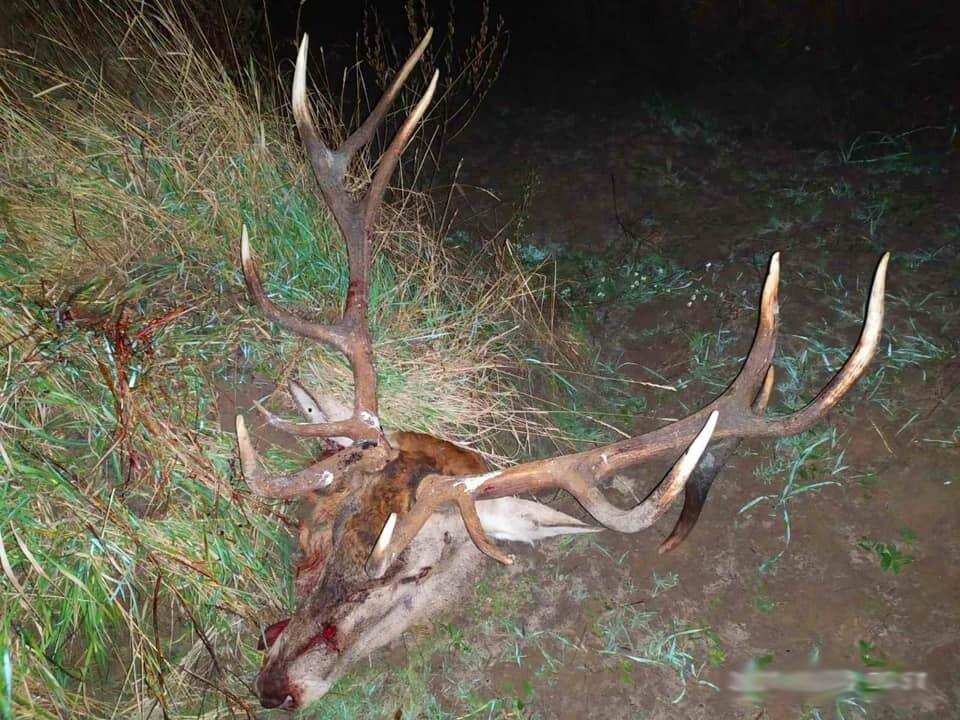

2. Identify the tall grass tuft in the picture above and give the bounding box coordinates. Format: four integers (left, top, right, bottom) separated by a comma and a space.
0, 3, 561, 716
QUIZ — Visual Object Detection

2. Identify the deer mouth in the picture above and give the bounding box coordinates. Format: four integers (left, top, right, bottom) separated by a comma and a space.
259, 693, 296, 710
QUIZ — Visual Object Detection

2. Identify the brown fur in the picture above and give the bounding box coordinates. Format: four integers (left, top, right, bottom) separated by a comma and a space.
293, 433, 485, 598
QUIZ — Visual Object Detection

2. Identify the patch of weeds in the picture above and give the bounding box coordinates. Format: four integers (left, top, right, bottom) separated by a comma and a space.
596, 605, 721, 704
702, 629, 727, 667
298, 674, 388, 720
758, 215, 796, 236
650, 571, 680, 597
775, 298, 949, 421
547, 400, 621, 447
751, 593, 779, 614
897, 527, 918, 545
838, 129, 951, 175
799, 699, 870, 720
474, 573, 537, 635
857, 639, 889, 669
898, 244, 956, 269
459, 570, 584, 690
781, 185, 825, 223
873, 317, 952, 387
741, 427, 847, 572
858, 540, 914, 574
685, 327, 739, 393
851, 470, 880, 488
829, 179, 853, 198
852, 193, 890, 243
515, 241, 691, 309
456, 682, 534, 720
440, 623, 473, 655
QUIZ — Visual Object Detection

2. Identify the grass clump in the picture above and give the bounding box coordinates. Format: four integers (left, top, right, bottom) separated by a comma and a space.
0, 3, 563, 717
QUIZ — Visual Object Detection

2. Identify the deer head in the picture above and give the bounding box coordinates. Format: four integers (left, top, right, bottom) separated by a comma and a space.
234, 31, 889, 711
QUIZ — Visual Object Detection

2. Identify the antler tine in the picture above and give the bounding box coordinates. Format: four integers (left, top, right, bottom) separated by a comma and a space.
236, 415, 330, 498
240, 226, 348, 353
736, 252, 888, 437
340, 29, 434, 161
725, 252, 780, 405
362, 70, 439, 235
566, 410, 719, 532
236, 415, 390, 498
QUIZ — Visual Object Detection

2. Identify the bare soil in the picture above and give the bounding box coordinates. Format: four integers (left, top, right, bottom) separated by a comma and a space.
412, 82, 960, 720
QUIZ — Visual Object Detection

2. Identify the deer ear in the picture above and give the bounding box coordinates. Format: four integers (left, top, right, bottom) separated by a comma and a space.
475, 498, 599, 544
288, 380, 355, 447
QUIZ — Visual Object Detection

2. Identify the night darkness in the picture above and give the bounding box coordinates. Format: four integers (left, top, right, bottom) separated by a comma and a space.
266, 1, 959, 125
3, 1, 959, 718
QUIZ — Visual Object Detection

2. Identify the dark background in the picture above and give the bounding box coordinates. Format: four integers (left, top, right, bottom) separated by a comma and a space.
3, 1, 956, 139
261, 0, 958, 133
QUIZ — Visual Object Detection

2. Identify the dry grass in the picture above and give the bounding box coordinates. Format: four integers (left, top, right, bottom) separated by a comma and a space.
0, 3, 571, 717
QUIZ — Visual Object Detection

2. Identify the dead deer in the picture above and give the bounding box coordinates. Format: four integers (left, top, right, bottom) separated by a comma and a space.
234, 30, 889, 711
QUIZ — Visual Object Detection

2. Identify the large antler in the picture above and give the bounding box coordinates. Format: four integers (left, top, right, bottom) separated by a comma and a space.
236, 32, 438, 495
366, 252, 889, 576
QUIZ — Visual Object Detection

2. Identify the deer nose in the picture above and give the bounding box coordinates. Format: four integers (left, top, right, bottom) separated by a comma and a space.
255, 672, 297, 710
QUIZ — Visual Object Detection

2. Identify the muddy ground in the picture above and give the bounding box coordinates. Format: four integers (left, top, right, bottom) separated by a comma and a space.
367, 74, 960, 720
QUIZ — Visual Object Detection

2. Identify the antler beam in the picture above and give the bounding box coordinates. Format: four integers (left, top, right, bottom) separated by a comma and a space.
366, 253, 889, 576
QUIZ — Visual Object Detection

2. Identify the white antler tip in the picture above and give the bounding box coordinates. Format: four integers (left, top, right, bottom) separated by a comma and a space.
767, 251, 781, 282
456, 469, 502, 493
358, 410, 381, 429
372, 512, 398, 559
240, 224, 250, 263
679, 410, 719, 475
702, 409, 719, 439
862, 252, 889, 338
292, 36, 310, 117
876, 252, 891, 277
235, 414, 258, 478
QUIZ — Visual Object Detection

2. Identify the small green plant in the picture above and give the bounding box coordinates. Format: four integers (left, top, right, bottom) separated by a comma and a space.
650, 571, 680, 597
441, 623, 473, 655
741, 427, 846, 572
751, 593, 778, 614
857, 639, 888, 668
859, 540, 914, 574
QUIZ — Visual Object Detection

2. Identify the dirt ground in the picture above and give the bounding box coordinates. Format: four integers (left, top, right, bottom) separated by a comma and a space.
397, 76, 960, 720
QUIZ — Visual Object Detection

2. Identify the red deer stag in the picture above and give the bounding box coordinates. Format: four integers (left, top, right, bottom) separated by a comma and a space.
234, 31, 889, 710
